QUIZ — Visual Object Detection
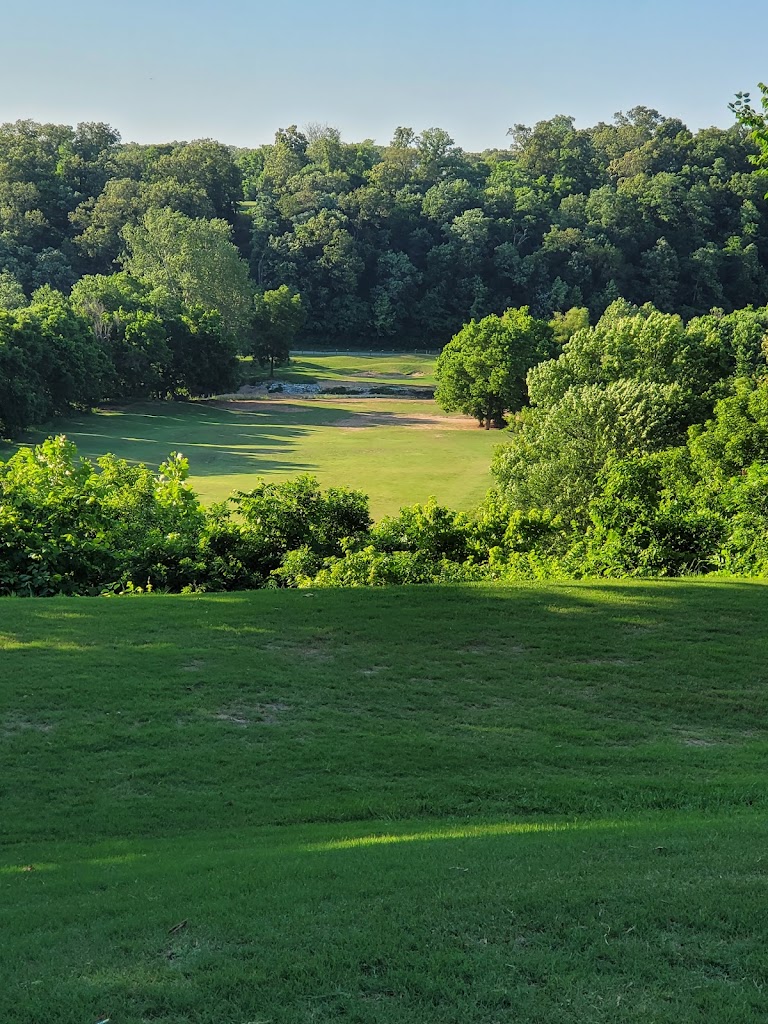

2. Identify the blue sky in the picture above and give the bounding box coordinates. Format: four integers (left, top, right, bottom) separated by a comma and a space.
2, 0, 765, 150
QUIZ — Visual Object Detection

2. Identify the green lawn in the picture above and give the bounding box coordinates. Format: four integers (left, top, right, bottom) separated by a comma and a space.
242, 351, 438, 387
3, 397, 498, 518
2, 581, 768, 1022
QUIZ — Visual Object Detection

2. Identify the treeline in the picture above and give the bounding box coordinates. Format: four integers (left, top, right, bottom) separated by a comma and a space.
5, 296, 768, 595
1, 110, 768, 346
0, 280, 238, 438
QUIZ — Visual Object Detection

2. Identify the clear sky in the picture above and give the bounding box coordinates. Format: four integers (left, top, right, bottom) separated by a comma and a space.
2, 0, 765, 151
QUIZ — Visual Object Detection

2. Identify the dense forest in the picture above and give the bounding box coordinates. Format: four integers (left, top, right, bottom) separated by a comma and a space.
1, 107, 768, 347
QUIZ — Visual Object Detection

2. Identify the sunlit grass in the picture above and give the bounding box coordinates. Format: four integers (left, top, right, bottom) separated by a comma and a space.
2, 395, 496, 517
242, 351, 438, 387
302, 817, 619, 851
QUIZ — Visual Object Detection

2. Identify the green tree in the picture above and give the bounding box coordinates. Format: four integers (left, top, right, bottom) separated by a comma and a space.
121, 207, 254, 342
528, 299, 728, 424
250, 285, 305, 376
149, 139, 242, 221
164, 307, 239, 396
0, 289, 109, 436
731, 84, 768, 186
0, 269, 26, 309
370, 251, 421, 337
435, 307, 553, 428
492, 378, 685, 522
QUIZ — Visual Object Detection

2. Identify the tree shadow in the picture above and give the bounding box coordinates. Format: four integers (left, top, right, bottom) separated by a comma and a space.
9, 401, 320, 478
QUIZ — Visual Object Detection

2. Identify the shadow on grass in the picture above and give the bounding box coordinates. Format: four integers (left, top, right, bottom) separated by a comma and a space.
10, 402, 323, 478
8, 576, 767, 651
6, 398, 468, 481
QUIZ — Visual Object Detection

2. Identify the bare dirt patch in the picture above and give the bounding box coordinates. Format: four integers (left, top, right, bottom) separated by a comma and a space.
207, 397, 475, 430
336, 411, 476, 430
215, 703, 291, 727
3, 716, 54, 736
264, 638, 333, 661
214, 711, 251, 727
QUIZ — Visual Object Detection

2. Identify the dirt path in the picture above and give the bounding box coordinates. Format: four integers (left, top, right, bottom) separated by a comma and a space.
208, 398, 476, 429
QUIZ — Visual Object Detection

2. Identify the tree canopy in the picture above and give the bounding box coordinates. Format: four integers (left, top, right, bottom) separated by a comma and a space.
435, 307, 553, 427
121, 208, 254, 342
0, 106, 767, 347
250, 285, 305, 375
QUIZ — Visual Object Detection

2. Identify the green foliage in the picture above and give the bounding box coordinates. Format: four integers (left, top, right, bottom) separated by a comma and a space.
577, 449, 723, 577
0, 289, 110, 436
163, 307, 239, 397
731, 83, 768, 185
371, 498, 471, 561
435, 307, 553, 426
121, 207, 254, 341
0, 436, 205, 595
233, 474, 371, 575
250, 284, 305, 374
0, 270, 26, 309
689, 376, 768, 477
549, 305, 589, 345
492, 377, 684, 522
2, 108, 768, 347
0, 439, 372, 595
528, 300, 728, 418
0, 272, 240, 427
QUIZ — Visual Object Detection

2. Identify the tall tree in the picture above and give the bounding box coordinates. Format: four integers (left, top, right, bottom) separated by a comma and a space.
121, 207, 254, 341
435, 307, 553, 427
250, 285, 305, 376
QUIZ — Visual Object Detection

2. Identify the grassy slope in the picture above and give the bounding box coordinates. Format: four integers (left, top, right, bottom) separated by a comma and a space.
2, 580, 768, 1022
2, 398, 497, 517
244, 352, 438, 387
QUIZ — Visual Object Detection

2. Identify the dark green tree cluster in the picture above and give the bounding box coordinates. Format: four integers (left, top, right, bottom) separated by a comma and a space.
1, 109, 767, 348
239, 112, 768, 342
0, 287, 109, 437
0, 121, 243, 293
0, 275, 238, 438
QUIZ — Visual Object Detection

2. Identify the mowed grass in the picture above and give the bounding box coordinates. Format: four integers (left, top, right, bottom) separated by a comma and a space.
243, 351, 438, 387
4, 397, 498, 517
2, 580, 768, 1023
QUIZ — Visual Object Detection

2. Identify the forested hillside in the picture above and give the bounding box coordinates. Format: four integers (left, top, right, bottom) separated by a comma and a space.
1, 108, 767, 345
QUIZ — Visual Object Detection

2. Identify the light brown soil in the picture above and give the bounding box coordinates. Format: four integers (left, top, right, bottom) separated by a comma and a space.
335, 412, 476, 429
207, 399, 477, 429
